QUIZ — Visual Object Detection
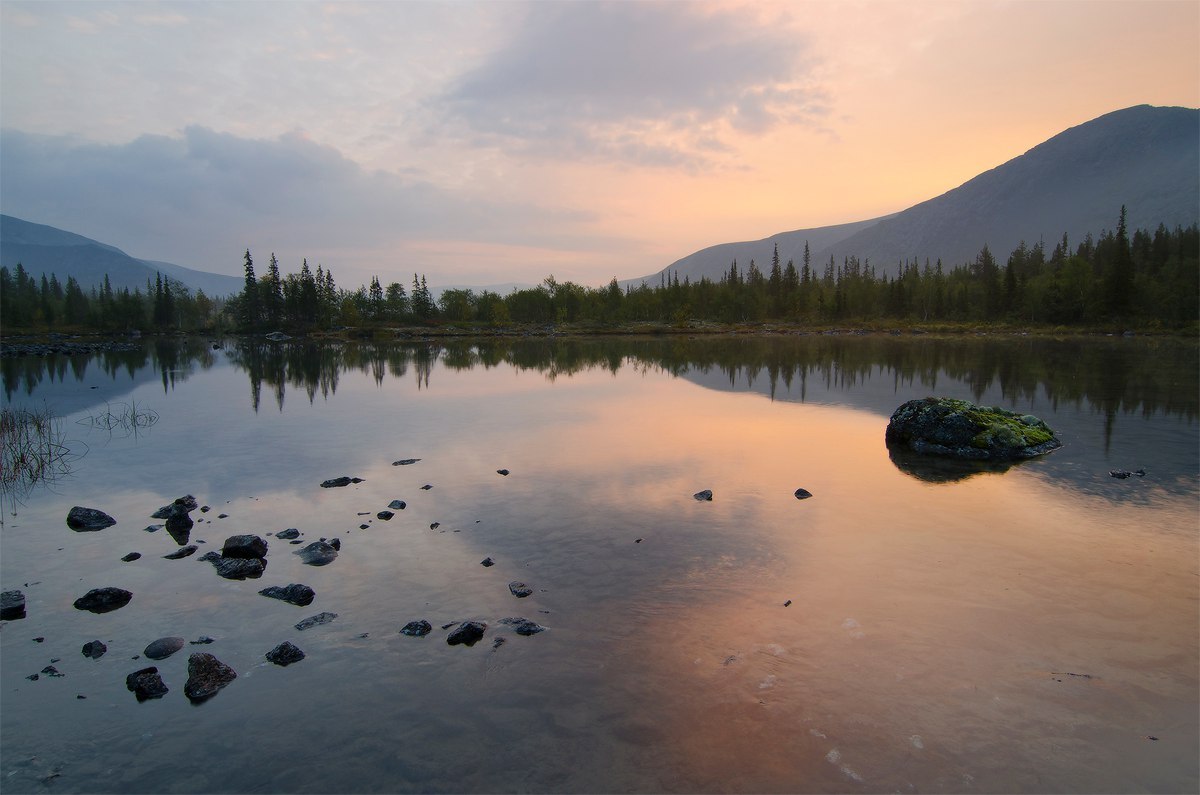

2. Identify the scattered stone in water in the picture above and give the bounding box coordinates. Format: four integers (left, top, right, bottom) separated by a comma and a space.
400, 620, 432, 637
41, 665, 64, 677
26, 673, 39, 681
67, 506, 117, 531
392, 459, 421, 466
320, 476, 363, 488
388, 500, 407, 510
480, 557, 495, 567
190, 636, 215, 645
359, 524, 370, 530
784, 600, 792, 607
420, 484, 433, 490
497, 469, 510, 476
430, 522, 440, 530
200, 506, 211, 513
441, 622, 459, 630
121, 552, 142, 562
1, 589, 27, 620
143, 637, 185, 660
290, 539, 303, 545
152, 495, 199, 517
73, 587, 133, 614
328, 538, 341, 550
493, 637, 506, 649
217, 514, 229, 519
693, 489, 713, 501
33, 636, 44, 642
446, 621, 486, 646
126, 667, 169, 701
499, 617, 545, 635
377, 511, 394, 521
143, 524, 163, 533
259, 583, 316, 607
163, 545, 197, 560
82, 640, 107, 659
222, 534, 267, 559
276, 528, 300, 540
635, 538, 643, 544
295, 612, 338, 631
508, 581, 533, 598
295, 541, 339, 566
265, 641, 305, 666
794, 488, 813, 500
184, 652, 237, 702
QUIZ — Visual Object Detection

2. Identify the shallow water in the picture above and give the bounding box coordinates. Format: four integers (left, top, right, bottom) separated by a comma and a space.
1, 334, 1197, 793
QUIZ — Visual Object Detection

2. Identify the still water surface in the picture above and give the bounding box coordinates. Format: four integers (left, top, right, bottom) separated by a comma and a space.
1, 334, 1197, 793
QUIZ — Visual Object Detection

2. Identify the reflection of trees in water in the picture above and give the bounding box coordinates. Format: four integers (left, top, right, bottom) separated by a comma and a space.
1, 339, 216, 404
7, 335, 1195, 427
221, 335, 1199, 423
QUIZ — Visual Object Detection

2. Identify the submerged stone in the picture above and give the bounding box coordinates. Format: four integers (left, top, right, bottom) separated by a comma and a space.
885, 397, 1062, 461
295, 541, 338, 566
126, 667, 169, 701
144, 637, 185, 661
499, 617, 545, 636
400, 620, 433, 637
508, 581, 533, 598
446, 621, 486, 646
73, 587, 132, 614
259, 583, 316, 607
693, 489, 713, 501
184, 653, 236, 702
1, 589, 27, 620
295, 611, 338, 631
82, 640, 107, 659
320, 476, 363, 488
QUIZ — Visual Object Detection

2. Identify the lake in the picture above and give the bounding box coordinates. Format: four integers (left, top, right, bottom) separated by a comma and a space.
1, 333, 1197, 794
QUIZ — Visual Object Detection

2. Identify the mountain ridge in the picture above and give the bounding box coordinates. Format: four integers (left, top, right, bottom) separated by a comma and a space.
628, 104, 1199, 286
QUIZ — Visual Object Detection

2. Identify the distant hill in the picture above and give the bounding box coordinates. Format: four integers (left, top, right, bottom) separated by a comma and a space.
0, 215, 243, 297
629, 104, 1199, 285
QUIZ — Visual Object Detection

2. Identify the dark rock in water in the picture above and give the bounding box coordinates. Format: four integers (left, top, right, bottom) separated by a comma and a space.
143, 524, 163, 533
165, 516, 192, 546
213, 557, 264, 580
67, 506, 116, 531
26, 673, 39, 681
492, 637, 506, 649
162, 545, 197, 560
41, 665, 64, 678
276, 528, 300, 540
885, 398, 1062, 461
295, 612, 338, 631
376, 510, 394, 521
420, 484, 433, 490
497, 469, 510, 476
400, 620, 432, 637
430, 522, 441, 530
296, 541, 338, 566
2, 589, 27, 620
197, 551, 265, 579
794, 488, 813, 500
499, 617, 546, 635
152, 495, 199, 518
259, 583, 316, 607
190, 636, 215, 645
388, 500, 407, 510
265, 641, 305, 666
320, 476, 363, 488
508, 581, 533, 598
1110, 469, 1145, 479
121, 552, 142, 562
446, 621, 486, 646
73, 587, 132, 614
693, 489, 713, 501
222, 534, 267, 559
126, 667, 169, 701
328, 538, 341, 551
480, 557, 495, 567
184, 652, 237, 702
144, 637, 185, 660
82, 640, 107, 659
392, 459, 421, 466
359, 523, 370, 530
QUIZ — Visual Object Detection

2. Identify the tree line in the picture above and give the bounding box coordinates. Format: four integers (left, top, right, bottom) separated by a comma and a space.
2, 208, 1196, 335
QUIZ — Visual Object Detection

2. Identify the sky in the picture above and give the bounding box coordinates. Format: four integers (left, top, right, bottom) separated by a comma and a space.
1, 0, 1198, 291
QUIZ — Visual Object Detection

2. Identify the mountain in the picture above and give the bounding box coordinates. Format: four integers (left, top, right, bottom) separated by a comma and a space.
630, 105, 1199, 285
0, 215, 243, 297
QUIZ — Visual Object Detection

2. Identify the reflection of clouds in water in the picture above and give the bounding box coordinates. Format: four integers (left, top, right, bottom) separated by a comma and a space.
841, 617, 865, 639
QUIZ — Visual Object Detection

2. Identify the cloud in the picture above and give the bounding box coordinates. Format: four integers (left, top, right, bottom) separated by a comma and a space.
0, 127, 610, 285
438, 1, 828, 168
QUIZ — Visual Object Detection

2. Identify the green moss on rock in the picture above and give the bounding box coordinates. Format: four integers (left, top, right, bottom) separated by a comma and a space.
886, 397, 1062, 461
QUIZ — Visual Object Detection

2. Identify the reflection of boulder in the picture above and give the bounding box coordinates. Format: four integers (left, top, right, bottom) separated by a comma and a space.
886, 398, 1061, 461
887, 445, 1026, 483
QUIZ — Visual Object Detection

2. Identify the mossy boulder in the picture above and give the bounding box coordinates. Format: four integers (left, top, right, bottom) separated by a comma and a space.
885, 398, 1061, 461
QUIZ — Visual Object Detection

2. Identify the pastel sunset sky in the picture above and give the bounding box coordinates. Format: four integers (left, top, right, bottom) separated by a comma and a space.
2, 0, 1197, 289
